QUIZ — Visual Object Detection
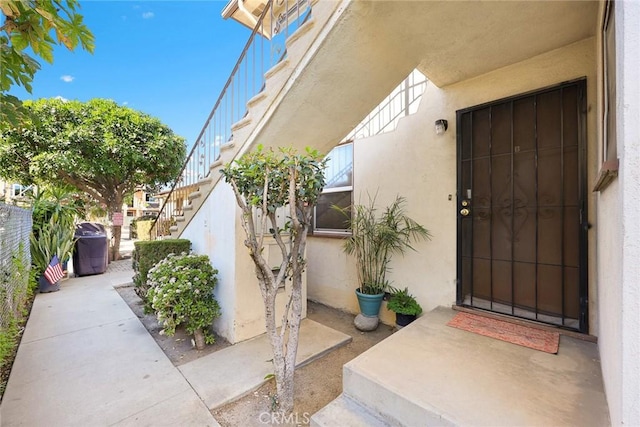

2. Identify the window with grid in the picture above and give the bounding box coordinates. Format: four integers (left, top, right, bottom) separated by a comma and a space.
313, 143, 352, 234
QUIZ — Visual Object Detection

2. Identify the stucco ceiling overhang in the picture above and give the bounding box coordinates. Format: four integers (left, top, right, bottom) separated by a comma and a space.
246, 1, 600, 156
368, 0, 599, 87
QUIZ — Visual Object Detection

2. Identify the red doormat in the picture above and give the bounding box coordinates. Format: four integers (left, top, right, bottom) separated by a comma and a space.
447, 312, 560, 354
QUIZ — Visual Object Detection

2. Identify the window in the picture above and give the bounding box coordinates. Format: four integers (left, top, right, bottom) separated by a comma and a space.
594, 0, 619, 191
313, 143, 352, 234
603, 0, 617, 162
12, 184, 23, 197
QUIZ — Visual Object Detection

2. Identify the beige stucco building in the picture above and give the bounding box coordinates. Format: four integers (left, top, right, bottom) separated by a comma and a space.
161, 1, 639, 424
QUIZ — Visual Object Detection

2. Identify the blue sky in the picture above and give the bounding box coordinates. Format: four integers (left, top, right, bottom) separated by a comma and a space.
9, 1, 252, 147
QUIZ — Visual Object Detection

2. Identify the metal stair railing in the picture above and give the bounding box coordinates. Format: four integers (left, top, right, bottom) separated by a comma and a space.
150, 0, 312, 238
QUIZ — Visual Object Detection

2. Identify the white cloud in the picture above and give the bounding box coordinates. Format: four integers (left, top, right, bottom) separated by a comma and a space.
54, 96, 68, 102
60, 75, 74, 83
142, 11, 154, 19
122, 101, 129, 106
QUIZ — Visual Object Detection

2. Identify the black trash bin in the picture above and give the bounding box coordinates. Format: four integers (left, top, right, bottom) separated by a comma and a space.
73, 222, 109, 276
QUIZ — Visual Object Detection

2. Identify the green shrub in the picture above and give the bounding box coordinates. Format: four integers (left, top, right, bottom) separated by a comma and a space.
0, 320, 19, 372
147, 253, 221, 344
135, 219, 155, 241
387, 287, 422, 316
132, 239, 191, 303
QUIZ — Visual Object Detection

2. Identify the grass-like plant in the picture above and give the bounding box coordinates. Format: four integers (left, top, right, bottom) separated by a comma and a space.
341, 195, 431, 295
147, 253, 221, 349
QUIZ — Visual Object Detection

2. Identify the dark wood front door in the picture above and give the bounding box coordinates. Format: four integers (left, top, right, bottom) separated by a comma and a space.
456, 80, 588, 333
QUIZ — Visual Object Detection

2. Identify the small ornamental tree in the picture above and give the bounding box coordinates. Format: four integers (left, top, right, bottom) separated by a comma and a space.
0, 98, 186, 260
221, 146, 326, 413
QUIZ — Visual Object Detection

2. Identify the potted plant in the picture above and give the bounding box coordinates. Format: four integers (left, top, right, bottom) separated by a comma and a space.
29, 187, 81, 291
340, 195, 430, 326
30, 217, 76, 292
387, 287, 423, 328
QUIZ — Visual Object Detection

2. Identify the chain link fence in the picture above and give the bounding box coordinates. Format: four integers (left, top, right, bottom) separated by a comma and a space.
0, 203, 32, 331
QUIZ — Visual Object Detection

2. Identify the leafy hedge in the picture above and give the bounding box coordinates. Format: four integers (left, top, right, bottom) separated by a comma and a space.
132, 239, 191, 304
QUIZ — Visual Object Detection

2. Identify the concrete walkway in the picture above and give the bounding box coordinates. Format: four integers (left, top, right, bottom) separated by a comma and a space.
0, 255, 350, 426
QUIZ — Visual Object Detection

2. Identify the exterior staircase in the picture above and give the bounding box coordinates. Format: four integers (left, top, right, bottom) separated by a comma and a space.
152, 0, 421, 239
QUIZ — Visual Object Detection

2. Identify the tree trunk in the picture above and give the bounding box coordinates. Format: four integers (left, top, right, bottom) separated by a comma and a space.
111, 221, 122, 261
109, 196, 123, 261
193, 328, 206, 350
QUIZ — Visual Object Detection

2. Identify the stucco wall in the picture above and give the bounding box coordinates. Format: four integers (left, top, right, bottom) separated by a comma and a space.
183, 180, 308, 344
308, 38, 598, 328
597, 1, 640, 425
180, 182, 238, 343
233, 223, 308, 343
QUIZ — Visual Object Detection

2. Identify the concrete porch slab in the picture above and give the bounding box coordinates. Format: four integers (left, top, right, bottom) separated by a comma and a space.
341, 307, 609, 426
179, 318, 352, 409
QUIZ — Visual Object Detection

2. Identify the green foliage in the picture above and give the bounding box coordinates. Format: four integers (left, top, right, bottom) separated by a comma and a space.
132, 239, 191, 303
339, 195, 430, 295
0, 98, 186, 258
30, 218, 75, 274
0, 242, 34, 395
221, 145, 327, 214
0, 0, 95, 128
0, 242, 30, 326
30, 186, 81, 239
0, 319, 19, 372
222, 146, 327, 413
387, 287, 423, 316
147, 253, 221, 344
0, 99, 186, 201
29, 187, 79, 274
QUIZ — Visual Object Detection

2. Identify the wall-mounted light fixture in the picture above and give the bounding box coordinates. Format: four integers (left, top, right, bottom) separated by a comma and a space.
435, 119, 448, 135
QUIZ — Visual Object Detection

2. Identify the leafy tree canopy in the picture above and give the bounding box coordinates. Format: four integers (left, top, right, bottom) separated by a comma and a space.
0, 97, 187, 258
1, 0, 95, 128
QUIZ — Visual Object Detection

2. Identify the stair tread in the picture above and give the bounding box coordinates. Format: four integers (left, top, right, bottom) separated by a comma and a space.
311, 394, 391, 427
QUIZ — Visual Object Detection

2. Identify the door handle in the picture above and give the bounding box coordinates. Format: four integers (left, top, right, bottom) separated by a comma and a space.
460, 208, 470, 216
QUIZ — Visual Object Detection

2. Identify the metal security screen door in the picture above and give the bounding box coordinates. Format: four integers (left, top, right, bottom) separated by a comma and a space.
456, 80, 588, 333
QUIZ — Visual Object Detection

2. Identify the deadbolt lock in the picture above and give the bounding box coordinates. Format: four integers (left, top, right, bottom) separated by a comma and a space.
460, 208, 470, 216
461, 200, 469, 207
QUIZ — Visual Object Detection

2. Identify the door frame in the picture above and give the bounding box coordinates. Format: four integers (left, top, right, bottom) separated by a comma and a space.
455, 79, 589, 333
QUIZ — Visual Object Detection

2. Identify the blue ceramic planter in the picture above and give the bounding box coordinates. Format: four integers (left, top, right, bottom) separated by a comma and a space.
355, 289, 385, 317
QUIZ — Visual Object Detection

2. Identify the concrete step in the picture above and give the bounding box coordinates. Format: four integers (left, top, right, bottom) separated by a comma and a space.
342, 357, 448, 427
338, 307, 609, 427
247, 91, 267, 108
311, 394, 392, 427
197, 176, 213, 186
209, 159, 223, 171
231, 116, 252, 132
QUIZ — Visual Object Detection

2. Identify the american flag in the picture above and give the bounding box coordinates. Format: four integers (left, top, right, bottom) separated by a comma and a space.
44, 255, 65, 285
